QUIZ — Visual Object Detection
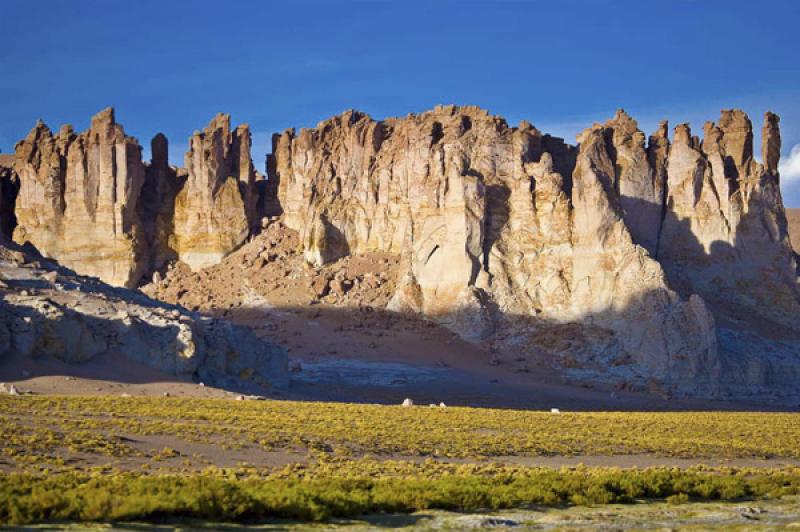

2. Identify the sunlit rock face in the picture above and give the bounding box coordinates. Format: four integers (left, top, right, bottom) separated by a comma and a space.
266, 105, 799, 395
788, 208, 799, 255
172, 113, 259, 271
6, 104, 798, 398
12, 108, 148, 287
10, 109, 262, 283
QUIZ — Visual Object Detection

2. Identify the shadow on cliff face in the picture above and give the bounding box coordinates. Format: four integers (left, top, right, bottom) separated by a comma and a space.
0, 296, 287, 396
221, 304, 798, 410
3, 230, 799, 409
3, 268, 798, 410
655, 199, 800, 327
0, 157, 18, 240
0, 242, 288, 395
207, 287, 800, 410
611, 194, 800, 401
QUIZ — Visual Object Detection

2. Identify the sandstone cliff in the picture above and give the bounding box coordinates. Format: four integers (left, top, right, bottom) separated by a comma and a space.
265, 105, 799, 396
10, 110, 262, 284
138, 132, 183, 275
787, 208, 799, 255
657, 111, 799, 327
172, 114, 259, 270
5, 104, 799, 399
12, 109, 147, 287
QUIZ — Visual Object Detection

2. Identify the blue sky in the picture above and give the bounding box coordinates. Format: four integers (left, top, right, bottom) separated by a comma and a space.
2, 0, 800, 205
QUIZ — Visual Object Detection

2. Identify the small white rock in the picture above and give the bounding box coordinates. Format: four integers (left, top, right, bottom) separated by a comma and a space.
550, 408, 560, 414
439, 402, 447, 408
235, 395, 245, 401
401, 398, 414, 407
198, 382, 205, 387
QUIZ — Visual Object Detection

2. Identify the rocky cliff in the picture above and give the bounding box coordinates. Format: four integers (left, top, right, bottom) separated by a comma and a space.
788, 208, 800, 255
12, 109, 147, 287
4, 104, 799, 399
265, 105, 799, 397
0, 155, 17, 239
172, 113, 260, 270
10, 109, 260, 285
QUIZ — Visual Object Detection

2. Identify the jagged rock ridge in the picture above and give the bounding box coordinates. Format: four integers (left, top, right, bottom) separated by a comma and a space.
172, 113, 261, 270
12, 109, 147, 287
265, 105, 799, 397
11, 109, 261, 287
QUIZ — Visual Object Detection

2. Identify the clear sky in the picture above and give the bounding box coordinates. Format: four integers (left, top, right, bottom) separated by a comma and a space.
2, 0, 800, 205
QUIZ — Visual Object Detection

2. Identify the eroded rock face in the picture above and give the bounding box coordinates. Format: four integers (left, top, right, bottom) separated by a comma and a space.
6, 104, 798, 399
657, 111, 800, 327
10, 110, 262, 283
12, 109, 147, 287
265, 106, 735, 393
0, 241, 288, 390
263, 105, 800, 395
172, 114, 259, 270
788, 208, 800, 255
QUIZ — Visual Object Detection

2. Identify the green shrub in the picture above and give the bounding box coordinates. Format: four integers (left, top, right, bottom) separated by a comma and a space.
2, 466, 799, 525
666, 493, 690, 505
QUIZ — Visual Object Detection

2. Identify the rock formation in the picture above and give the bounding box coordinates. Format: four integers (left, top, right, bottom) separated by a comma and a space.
172, 113, 259, 270
10, 109, 262, 284
0, 154, 18, 239
138, 133, 184, 275
4, 104, 798, 399
0, 239, 287, 390
657, 111, 799, 327
12, 108, 148, 287
265, 105, 799, 396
